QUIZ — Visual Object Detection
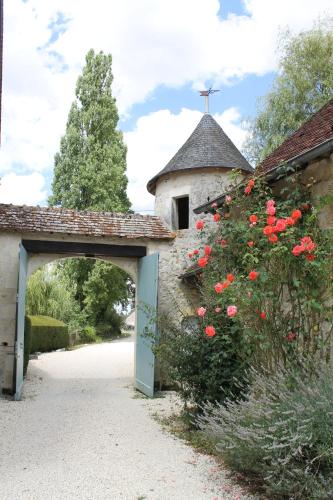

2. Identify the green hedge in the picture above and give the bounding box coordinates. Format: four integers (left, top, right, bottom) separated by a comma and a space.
26, 315, 69, 354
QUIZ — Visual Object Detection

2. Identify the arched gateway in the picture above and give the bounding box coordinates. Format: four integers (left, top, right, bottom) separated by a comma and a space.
0, 204, 174, 399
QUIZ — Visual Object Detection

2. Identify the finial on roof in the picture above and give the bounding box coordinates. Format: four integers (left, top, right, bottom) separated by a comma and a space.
199, 87, 220, 114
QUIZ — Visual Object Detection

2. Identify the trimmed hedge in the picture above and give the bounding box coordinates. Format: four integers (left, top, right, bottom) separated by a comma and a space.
26, 315, 69, 354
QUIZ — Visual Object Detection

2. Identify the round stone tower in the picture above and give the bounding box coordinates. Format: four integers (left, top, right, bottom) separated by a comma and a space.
148, 112, 253, 323
147, 113, 253, 231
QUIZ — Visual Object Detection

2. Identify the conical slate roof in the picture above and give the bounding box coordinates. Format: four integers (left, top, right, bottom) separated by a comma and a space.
147, 113, 253, 194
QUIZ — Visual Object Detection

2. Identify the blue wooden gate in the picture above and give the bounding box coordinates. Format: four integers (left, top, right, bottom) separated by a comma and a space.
14, 243, 28, 400
135, 253, 158, 397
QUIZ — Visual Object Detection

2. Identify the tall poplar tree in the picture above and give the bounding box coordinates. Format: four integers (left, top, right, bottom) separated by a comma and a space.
49, 50, 131, 330
244, 20, 333, 165
50, 49, 130, 211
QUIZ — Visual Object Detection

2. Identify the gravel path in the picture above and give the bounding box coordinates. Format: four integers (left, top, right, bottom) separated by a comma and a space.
0, 338, 252, 500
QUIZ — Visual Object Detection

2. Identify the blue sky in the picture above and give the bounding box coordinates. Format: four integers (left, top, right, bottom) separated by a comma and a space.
1, 0, 332, 212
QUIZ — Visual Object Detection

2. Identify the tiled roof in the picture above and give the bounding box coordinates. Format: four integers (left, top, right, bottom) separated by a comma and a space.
0, 204, 174, 240
147, 113, 253, 194
257, 99, 333, 174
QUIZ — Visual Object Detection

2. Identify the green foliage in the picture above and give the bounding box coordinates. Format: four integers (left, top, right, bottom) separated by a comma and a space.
49, 49, 130, 212
27, 315, 69, 353
153, 313, 247, 407
199, 365, 333, 499
195, 173, 332, 372
49, 49, 132, 330
82, 260, 129, 325
244, 20, 333, 164
26, 266, 84, 333
79, 325, 99, 344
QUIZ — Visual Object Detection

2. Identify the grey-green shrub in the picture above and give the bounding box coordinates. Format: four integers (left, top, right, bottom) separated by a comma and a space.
27, 315, 69, 353
198, 365, 333, 499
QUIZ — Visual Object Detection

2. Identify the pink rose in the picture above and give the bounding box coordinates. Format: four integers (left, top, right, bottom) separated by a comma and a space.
197, 307, 206, 317
227, 305, 237, 317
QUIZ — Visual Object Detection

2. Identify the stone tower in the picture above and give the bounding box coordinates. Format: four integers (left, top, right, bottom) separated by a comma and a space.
147, 113, 253, 231
148, 112, 253, 320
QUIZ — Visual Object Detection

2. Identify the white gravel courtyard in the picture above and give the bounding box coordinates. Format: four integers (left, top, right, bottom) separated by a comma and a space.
0, 337, 251, 500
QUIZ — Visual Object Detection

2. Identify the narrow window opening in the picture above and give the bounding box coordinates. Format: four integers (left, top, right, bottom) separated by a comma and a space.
176, 196, 189, 230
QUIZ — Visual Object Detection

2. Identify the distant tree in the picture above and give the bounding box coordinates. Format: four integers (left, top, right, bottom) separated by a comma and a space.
26, 267, 82, 331
49, 50, 132, 329
244, 20, 333, 165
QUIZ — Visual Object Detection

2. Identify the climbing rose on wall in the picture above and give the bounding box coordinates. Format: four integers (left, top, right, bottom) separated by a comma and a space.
198, 257, 208, 268
249, 270, 259, 281
227, 305, 237, 317
197, 307, 206, 317
205, 325, 216, 337
196, 220, 205, 230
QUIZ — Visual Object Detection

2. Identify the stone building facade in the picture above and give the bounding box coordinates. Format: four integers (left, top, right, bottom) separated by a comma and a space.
0, 111, 252, 395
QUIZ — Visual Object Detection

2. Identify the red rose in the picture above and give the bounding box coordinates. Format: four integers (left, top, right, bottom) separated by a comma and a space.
244, 185, 252, 195
259, 311, 266, 320
291, 209, 302, 221
188, 252, 193, 258
306, 254, 315, 261
198, 257, 208, 268
267, 216, 276, 225
227, 273, 235, 283
213, 213, 221, 222
193, 249, 199, 255
204, 245, 212, 256
286, 217, 295, 226
268, 234, 278, 243
205, 325, 216, 337
263, 225, 274, 235
248, 270, 259, 281
214, 282, 224, 293
249, 214, 258, 223
196, 220, 205, 230
248, 179, 255, 188
247, 241, 254, 248
275, 219, 287, 232
292, 245, 304, 256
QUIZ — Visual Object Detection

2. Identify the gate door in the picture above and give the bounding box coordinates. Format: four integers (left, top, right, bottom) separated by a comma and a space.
135, 253, 158, 397
14, 243, 28, 400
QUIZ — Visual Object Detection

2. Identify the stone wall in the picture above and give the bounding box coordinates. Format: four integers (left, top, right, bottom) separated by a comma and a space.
154, 168, 244, 320
0, 231, 171, 394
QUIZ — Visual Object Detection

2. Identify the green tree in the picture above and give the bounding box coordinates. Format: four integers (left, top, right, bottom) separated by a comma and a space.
49, 49, 132, 329
244, 20, 333, 165
49, 49, 130, 211
26, 266, 83, 331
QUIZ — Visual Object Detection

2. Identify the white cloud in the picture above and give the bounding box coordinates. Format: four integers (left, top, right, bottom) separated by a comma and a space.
0, 173, 47, 205
125, 107, 247, 212
1, 0, 332, 207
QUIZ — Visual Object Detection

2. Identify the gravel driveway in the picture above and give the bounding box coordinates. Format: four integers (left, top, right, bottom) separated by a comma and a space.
0, 337, 251, 500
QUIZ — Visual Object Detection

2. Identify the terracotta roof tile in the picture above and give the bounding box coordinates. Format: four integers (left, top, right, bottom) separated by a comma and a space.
0, 204, 174, 240
257, 99, 333, 174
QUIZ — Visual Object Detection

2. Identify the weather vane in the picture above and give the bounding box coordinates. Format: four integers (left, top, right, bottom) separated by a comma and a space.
199, 87, 220, 114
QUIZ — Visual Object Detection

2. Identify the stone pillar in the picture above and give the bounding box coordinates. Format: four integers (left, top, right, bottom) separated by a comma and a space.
0, 234, 21, 393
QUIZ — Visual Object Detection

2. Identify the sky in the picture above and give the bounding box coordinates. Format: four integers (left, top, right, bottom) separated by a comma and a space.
1, 0, 333, 213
